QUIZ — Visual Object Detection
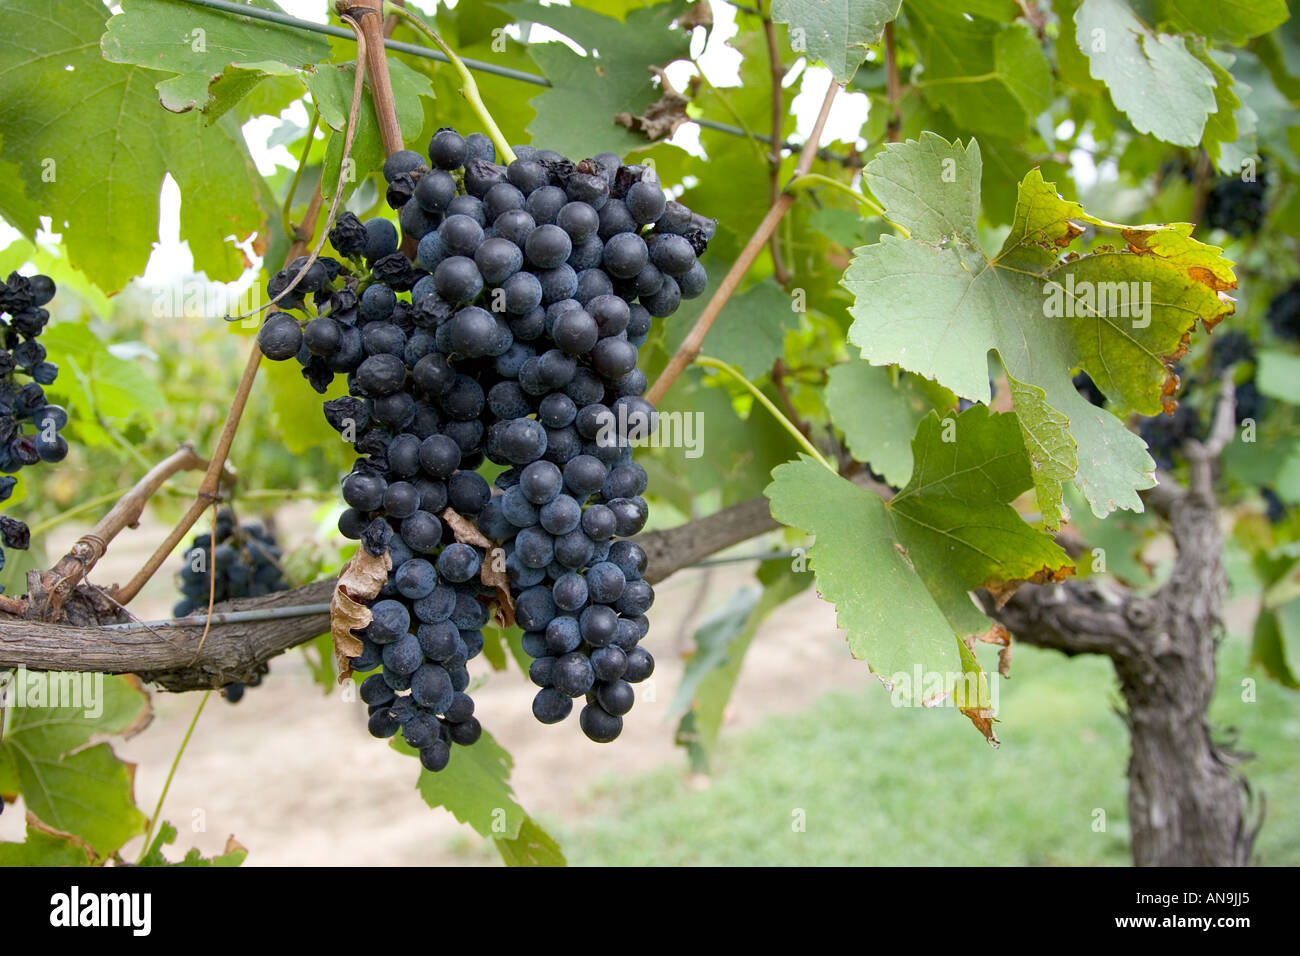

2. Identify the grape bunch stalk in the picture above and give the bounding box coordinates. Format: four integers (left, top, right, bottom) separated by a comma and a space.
257, 128, 716, 771
173, 507, 290, 702
0, 271, 69, 591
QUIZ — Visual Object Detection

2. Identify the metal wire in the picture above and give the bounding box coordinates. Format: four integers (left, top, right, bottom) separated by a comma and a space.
100, 604, 331, 631
171, 0, 848, 160
96, 551, 791, 631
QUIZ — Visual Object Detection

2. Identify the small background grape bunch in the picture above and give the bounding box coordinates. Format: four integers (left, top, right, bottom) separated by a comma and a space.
174, 507, 289, 702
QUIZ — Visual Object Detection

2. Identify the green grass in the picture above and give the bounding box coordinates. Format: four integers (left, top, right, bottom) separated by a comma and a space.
546, 636, 1300, 866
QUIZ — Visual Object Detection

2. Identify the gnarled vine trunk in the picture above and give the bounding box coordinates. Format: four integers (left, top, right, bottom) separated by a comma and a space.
989, 410, 1258, 866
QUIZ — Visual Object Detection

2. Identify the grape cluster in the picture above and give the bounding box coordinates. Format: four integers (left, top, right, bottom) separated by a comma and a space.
0, 271, 67, 591
1072, 371, 1105, 408
257, 128, 715, 770
173, 507, 289, 703
1266, 281, 1300, 341
1138, 332, 1264, 470
1205, 173, 1268, 237
1138, 401, 1205, 471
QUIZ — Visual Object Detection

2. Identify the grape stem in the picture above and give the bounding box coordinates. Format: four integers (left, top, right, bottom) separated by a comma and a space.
280, 107, 320, 243
784, 172, 900, 227
135, 690, 210, 865
383, 1, 517, 165
348, 0, 405, 155
646, 80, 840, 405
696, 355, 836, 472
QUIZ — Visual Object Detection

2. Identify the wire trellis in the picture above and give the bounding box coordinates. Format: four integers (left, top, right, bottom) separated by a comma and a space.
172, 0, 855, 163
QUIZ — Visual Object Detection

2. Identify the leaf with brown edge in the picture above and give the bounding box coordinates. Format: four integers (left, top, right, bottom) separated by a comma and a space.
956, 640, 999, 745
222, 835, 247, 858
966, 622, 1014, 678
846, 134, 1237, 521
445, 507, 516, 628
983, 564, 1074, 609
0, 813, 97, 866
332, 548, 392, 684
961, 705, 1000, 745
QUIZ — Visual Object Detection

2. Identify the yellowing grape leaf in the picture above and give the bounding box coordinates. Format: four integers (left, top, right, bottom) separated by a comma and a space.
844, 133, 1235, 522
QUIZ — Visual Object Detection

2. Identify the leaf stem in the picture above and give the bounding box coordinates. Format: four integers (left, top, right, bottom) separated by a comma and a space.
281, 108, 320, 242
786, 172, 888, 219
136, 689, 210, 864
384, 2, 516, 164
696, 355, 835, 472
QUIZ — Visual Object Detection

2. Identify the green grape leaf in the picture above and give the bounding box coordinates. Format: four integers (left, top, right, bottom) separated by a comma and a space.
0, 675, 151, 857
0, 818, 96, 866
1251, 602, 1300, 689
904, 3, 1052, 136
1074, 0, 1219, 147
825, 362, 955, 488
1257, 350, 1300, 404
0, 0, 265, 291
0, 136, 41, 236
39, 323, 167, 448
671, 566, 810, 771
844, 133, 1235, 520
493, 1, 691, 158
1003, 373, 1078, 530
1194, 46, 1257, 175
306, 59, 435, 199
137, 821, 248, 867
770, 0, 901, 83
402, 730, 528, 840
494, 816, 567, 867
765, 406, 1073, 708
100, 0, 329, 120
1154, 0, 1289, 46
699, 279, 800, 381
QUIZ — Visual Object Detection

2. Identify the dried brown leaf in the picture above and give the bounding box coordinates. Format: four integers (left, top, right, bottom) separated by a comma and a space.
446, 507, 517, 628
960, 706, 1001, 746
443, 507, 493, 549
615, 68, 689, 142
332, 548, 392, 684
223, 834, 248, 857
